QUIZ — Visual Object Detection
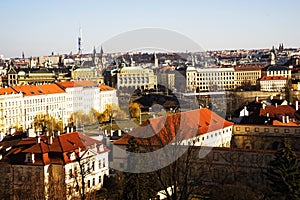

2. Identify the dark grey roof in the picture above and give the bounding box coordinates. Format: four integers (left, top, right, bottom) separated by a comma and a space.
262, 65, 289, 71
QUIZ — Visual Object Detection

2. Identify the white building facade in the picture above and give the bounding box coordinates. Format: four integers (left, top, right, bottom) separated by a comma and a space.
117, 66, 157, 90
0, 88, 23, 135
99, 85, 118, 112
186, 66, 235, 92
0, 132, 109, 200
12, 84, 68, 130
258, 76, 287, 92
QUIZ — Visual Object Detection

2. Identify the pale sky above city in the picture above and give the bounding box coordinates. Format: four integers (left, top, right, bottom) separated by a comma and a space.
1, 0, 300, 57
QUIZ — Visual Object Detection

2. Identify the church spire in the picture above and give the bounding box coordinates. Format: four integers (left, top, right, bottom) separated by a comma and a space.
92, 46, 97, 66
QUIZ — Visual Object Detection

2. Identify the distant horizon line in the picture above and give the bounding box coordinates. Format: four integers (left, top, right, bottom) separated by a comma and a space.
2, 46, 300, 59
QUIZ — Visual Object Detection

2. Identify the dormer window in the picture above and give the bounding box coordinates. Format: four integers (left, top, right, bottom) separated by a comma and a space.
25, 153, 35, 163
70, 152, 76, 161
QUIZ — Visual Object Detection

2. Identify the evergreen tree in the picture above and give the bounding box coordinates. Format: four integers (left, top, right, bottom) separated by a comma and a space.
266, 139, 300, 200
122, 137, 157, 200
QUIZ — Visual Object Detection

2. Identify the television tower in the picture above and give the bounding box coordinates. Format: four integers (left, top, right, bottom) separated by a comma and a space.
78, 27, 83, 55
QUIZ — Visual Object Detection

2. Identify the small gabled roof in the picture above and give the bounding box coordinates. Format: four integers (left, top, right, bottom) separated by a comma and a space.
7, 66, 17, 74
50, 131, 101, 153
22, 142, 49, 154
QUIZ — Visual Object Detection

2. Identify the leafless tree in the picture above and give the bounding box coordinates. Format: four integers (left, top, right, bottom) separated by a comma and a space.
133, 112, 207, 200
71, 150, 98, 200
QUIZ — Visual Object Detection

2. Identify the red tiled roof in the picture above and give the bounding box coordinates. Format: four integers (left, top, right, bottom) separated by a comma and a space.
12, 84, 65, 96
260, 105, 296, 118
234, 65, 264, 71
56, 81, 97, 89
22, 142, 49, 153
99, 84, 115, 91
272, 120, 298, 127
0, 87, 18, 95
1, 132, 107, 166
36, 84, 65, 94
260, 76, 286, 81
113, 108, 233, 146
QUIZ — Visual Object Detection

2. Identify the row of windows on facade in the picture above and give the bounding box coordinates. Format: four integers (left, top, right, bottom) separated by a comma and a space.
236, 76, 259, 80
188, 85, 235, 90
188, 81, 235, 85
186, 128, 231, 145
68, 159, 106, 179
266, 71, 289, 74
120, 72, 151, 75
67, 175, 103, 195
235, 72, 260, 75
1, 117, 19, 125
211, 151, 272, 165
188, 72, 235, 76
188, 76, 234, 80
235, 126, 300, 134
23, 97, 65, 105
0, 101, 22, 107
119, 80, 150, 84
118, 77, 150, 81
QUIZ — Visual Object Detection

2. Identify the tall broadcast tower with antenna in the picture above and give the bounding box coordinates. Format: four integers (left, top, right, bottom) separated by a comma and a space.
78, 27, 83, 55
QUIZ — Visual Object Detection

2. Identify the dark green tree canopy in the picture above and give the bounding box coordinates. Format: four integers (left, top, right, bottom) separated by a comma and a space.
266, 138, 300, 200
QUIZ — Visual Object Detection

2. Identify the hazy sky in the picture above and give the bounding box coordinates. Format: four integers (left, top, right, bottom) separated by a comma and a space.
1, 0, 300, 57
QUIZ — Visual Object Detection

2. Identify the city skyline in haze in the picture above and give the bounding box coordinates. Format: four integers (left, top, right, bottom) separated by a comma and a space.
1, 0, 300, 57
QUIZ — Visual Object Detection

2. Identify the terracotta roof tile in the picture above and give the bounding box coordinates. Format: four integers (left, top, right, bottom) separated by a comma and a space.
1, 132, 106, 166
0, 87, 18, 95
22, 142, 49, 153
99, 84, 115, 91
260, 76, 286, 81
113, 108, 233, 146
259, 105, 296, 118
56, 81, 97, 89
12, 84, 64, 96
272, 120, 298, 126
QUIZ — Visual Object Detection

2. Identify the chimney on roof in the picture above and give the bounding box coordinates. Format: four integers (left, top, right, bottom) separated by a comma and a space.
282, 116, 285, 123
70, 127, 73, 133
296, 101, 299, 111
275, 103, 278, 108
49, 136, 53, 144
57, 131, 60, 136
118, 129, 122, 137
286, 116, 290, 123
262, 104, 266, 110
36, 136, 41, 143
